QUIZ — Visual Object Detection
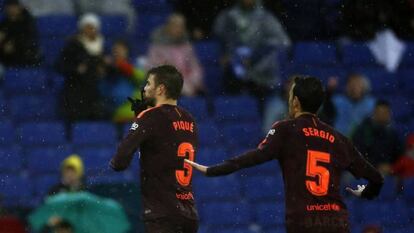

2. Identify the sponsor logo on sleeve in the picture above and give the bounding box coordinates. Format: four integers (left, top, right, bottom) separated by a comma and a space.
130, 122, 139, 131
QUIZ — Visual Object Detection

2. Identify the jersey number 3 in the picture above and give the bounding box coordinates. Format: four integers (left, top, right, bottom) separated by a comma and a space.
306, 150, 331, 196
176, 142, 195, 186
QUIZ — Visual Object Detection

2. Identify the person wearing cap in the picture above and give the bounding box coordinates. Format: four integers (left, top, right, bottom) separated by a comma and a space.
48, 155, 86, 196
392, 133, 414, 178
0, 0, 40, 67
56, 13, 108, 123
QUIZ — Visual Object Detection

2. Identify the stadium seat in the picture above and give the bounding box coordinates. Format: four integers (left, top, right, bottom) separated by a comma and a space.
27, 145, 72, 174
33, 174, 59, 197
135, 13, 168, 39
39, 37, 66, 67
402, 178, 414, 200
377, 176, 399, 201
197, 147, 228, 165
193, 175, 241, 201
76, 146, 115, 175
133, 0, 172, 13
400, 42, 414, 67
222, 123, 262, 148
0, 146, 22, 173
0, 95, 8, 119
178, 97, 210, 122
342, 43, 378, 66
292, 42, 337, 65
397, 69, 414, 96
200, 201, 251, 226
244, 175, 284, 201
17, 122, 66, 146
0, 120, 13, 145
0, 175, 33, 206
72, 122, 117, 146
9, 95, 57, 122
100, 15, 128, 37
194, 40, 221, 66
214, 96, 260, 122
358, 201, 410, 226
204, 66, 224, 95
255, 201, 285, 226
4, 68, 48, 94
197, 122, 223, 147
36, 15, 77, 36
382, 95, 412, 122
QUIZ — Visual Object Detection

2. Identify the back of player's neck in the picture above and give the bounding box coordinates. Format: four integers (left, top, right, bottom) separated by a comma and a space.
156, 99, 177, 106
295, 112, 315, 118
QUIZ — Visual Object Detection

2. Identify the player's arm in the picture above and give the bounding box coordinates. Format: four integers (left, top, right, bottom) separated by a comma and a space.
110, 113, 152, 171
186, 122, 285, 176
346, 141, 384, 200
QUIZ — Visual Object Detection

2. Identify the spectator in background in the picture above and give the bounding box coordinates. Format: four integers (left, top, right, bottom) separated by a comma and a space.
75, 0, 136, 32
213, 0, 290, 99
0, 0, 40, 67
332, 73, 375, 136
48, 154, 85, 196
146, 13, 205, 96
174, 0, 234, 40
392, 133, 414, 178
20, 0, 75, 16
56, 13, 108, 123
352, 100, 403, 175
104, 39, 146, 123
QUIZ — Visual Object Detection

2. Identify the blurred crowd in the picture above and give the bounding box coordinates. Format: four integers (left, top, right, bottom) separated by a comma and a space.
0, 0, 413, 232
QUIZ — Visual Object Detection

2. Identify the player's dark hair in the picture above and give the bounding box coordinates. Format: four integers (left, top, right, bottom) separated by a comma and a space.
292, 76, 325, 114
147, 65, 184, 100
375, 99, 390, 108
54, 220, 73, 231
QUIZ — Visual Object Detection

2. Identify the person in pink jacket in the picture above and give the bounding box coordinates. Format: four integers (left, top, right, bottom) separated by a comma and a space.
146, 13, 204, 96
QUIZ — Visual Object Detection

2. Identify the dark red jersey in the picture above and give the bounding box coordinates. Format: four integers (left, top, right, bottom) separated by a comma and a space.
110, 104, 198, 221
207, 114, 383, 233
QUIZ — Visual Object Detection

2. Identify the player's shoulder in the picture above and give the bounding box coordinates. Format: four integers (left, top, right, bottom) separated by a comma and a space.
270, 119, 293, 131
137, 105, 163, 119
319, 120, 350, 145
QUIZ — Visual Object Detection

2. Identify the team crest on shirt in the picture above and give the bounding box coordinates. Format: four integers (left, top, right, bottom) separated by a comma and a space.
267, 129, 276, 137
130, 122, 139, 131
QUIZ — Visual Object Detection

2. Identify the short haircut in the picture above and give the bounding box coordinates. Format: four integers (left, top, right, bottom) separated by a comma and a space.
375, 99, 390, 108
147, 65, 184, 100
292, 76, 325, 114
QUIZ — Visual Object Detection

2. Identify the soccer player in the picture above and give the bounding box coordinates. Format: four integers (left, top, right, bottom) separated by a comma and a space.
186, 76, 384, 233
110, 65, 199, 233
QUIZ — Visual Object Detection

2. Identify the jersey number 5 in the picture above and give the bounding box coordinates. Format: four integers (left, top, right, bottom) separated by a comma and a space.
176, 142, 195, 186
305, 150, 331, 196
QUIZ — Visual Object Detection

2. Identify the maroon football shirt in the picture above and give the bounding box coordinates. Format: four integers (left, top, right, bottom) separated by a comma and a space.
207, 114, 383, 233
110, 104, 198, 221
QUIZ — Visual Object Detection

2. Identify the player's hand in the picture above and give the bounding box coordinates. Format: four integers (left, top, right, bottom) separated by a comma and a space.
346, 185, 366, 197
127, 90, 147, 117
184, 159, 208, 174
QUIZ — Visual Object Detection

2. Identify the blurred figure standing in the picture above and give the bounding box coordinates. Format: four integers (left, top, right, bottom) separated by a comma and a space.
0, 0, 40, 67
56, 13, 108, 123
352, 100, 403, 175
332, 73, 375, 136
214, 0, 290, 98
48, 154, 86, 196
147, 13, 205, 96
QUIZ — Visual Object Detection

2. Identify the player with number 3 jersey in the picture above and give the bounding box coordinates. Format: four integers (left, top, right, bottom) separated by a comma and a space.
186, 76, 384, 233
110, 65, 198, 233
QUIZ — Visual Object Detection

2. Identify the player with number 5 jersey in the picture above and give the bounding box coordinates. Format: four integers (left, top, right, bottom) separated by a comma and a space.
186, 76, 384, 233
110, 65, 198, 233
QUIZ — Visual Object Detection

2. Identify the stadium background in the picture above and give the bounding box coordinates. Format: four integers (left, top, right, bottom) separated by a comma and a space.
0, 0, 413, 233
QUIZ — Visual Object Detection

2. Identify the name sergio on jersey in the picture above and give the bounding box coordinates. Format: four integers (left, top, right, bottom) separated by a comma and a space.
302, 127, 335, 143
